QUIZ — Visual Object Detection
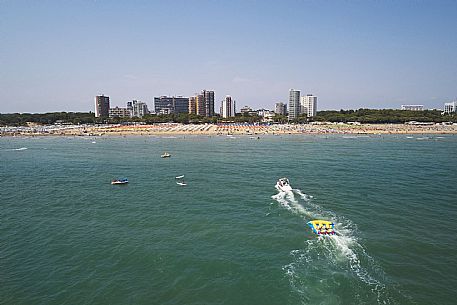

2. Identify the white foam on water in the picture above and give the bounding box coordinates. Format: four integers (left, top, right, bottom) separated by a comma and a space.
14, 147, 28, 151
273, 188, 395, 304
271, 192, 292, 211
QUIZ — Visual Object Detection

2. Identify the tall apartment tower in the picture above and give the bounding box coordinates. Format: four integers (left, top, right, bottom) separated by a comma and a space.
300, 94, 318, 117
202, 90, 215, 117
189, 90, 215, 117
95, 95, 110, 117
275, 102, 287, 116
288, 89, 301, 121
221, 96, 235, 118
189, 96, 197, 114
196, 93, 205, 116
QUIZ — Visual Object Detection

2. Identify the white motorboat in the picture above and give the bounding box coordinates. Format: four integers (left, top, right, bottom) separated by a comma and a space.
176, 181, 187, 186
275, 177, 292, 192
111, 178, 128, 185
175, 175, 185, 179
161, 152, 171, 158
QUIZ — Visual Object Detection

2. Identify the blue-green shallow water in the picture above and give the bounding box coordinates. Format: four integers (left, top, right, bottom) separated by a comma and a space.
1, 135, 456, 305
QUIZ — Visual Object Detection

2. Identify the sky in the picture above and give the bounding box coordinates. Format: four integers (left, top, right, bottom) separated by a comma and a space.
1, 0, 457, 113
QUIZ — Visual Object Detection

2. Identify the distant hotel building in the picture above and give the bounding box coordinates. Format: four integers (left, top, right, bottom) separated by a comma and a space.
301, 94, 318, 117
275, 102, 287, 116
189, 90, 215, 117
195, 93, 205, 116
288, 89, 301, 121
240, 105, 253, 114
154, 96, 189, 115
257, 109, 275, 122
401, 105, 424, 111
188, 96, 197, 115
203, 90, 215, 117
109, 106, 130, 118
108, 100, 149, 118
95, 95, 110, 117
443, 101, 457, 114
221, 96, 235, 118
128, 100, 149, 118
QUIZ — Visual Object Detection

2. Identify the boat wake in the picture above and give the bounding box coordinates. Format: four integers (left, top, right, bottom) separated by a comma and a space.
272, 189, 399, 304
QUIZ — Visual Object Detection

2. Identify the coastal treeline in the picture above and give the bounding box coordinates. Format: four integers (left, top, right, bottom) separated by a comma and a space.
0, 112, 264, 126
314, 109, 457, 123
1, 109, 456, 126
0, 112, 98, 126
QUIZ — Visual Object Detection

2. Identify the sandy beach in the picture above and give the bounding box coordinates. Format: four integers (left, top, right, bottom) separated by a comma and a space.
2, 122, 457, 136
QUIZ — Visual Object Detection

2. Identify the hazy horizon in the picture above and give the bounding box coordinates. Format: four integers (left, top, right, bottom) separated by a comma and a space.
1, 1, 456, 113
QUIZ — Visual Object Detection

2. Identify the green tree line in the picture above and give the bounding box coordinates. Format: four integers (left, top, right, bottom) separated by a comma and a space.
313, 109, 457, 123
0, 112, 265, 126
0, 112, 100, 126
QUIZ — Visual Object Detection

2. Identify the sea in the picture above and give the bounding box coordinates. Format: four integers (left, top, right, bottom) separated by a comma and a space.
1, 134, 456, 305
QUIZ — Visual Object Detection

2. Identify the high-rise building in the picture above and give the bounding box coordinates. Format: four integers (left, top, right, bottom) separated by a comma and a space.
174, 96, 190, 114
154, 96, 189, 114
196, 93, 205, 116
221, 96, 235, 118
189, 96, 197, 114
300, 94, 318, 117
95, 95, 110, 117
130, 100, 149, 118
154, 96, 173, 114
288, 89, 300, 121
275, 102, 287, 116
203, 90, 215, 117
189, 90, 215, 117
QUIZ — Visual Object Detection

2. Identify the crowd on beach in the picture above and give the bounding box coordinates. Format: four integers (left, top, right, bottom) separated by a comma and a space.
1, 122, 457, 136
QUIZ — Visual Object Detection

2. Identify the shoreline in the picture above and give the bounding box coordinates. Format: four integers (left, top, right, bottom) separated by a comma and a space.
1, 123, 457, 137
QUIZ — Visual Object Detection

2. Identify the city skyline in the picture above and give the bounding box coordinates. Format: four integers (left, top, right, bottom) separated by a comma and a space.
1, 1, 457, 113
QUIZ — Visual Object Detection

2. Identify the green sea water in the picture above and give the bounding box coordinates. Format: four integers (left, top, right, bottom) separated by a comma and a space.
2, 134, 457, 305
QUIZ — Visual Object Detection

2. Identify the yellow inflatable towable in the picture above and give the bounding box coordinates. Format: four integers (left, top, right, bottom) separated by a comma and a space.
307, 220, 336, 235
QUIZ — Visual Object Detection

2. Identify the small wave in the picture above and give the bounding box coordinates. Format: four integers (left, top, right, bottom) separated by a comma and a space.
14, 147, 28, 151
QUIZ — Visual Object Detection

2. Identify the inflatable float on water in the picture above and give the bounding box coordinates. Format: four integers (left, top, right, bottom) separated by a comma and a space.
307, 220, 336, 236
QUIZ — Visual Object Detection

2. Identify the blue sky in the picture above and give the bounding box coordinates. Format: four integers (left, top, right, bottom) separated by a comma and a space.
1, 0, 456, 113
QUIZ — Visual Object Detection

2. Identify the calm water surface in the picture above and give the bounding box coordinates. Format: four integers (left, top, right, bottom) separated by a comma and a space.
1, 135, 456, 305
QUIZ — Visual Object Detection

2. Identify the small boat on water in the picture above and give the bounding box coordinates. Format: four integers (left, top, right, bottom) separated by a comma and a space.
176, 174, 186, 185
111, 178, 128, 185
275, 177, 292, 192
161, 152, 171, 158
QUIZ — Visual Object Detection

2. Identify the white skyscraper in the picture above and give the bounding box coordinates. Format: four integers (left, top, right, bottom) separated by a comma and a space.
221, 95, 235, 118
288, 89, 301, 121
300, 94, 318, 117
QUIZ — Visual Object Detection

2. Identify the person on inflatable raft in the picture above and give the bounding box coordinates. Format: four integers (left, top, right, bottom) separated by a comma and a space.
317, 224, 336, 235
